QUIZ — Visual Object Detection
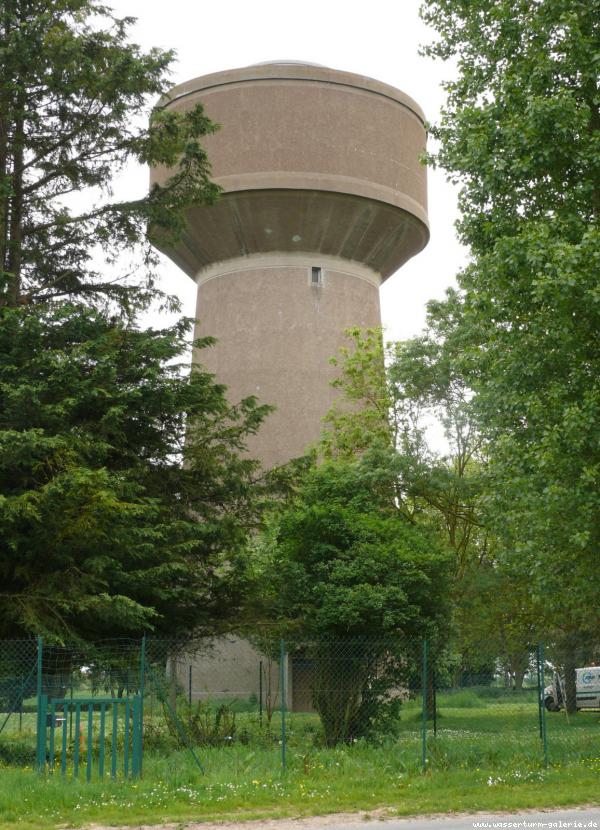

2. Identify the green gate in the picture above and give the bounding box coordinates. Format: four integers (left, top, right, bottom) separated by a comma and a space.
36, 694, 142, 779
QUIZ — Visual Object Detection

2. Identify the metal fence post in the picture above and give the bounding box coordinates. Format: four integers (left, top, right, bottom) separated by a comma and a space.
36, 694, 47, 772
69, 675, 74, 740
259, 660, 263, 726
280, 639, 286, 771
538, 642, 548, 767
432, 667, 437, 737
131, 696, 142, 778
36, 636, 44, 772
536, 643, 543, 739
139, 634, 146, 776
421, 638, 428, 773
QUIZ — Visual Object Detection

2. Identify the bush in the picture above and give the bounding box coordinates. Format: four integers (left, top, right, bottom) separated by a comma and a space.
0, 737, 35, 767
186, 702, 237, 747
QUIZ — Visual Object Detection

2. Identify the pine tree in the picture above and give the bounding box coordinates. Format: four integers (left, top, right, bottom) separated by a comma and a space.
0, 303, 271, 641
0, 1, 273, 642
0, 0, 219, 307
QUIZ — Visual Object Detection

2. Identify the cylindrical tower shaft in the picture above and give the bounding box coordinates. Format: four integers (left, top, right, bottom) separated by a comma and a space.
196, 252, 381, 467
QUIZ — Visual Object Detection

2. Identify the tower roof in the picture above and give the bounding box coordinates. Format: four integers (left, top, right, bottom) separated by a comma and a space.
250, 60, 327, 67
160, 62, 426, 124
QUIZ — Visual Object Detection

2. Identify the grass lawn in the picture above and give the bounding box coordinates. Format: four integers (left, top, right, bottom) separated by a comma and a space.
1, 695, 599, 829
1, 751, 600, 830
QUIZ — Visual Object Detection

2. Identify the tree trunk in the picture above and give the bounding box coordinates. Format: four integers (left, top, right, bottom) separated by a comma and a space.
312, 645, 368, 746
509, 652, 529, 692
263, 656, 279, 725
6, 104, 24, 307
563, 656, 578, 715
513, 670, 525, 691
426, 666, 436, 719
0, 6, 14, 283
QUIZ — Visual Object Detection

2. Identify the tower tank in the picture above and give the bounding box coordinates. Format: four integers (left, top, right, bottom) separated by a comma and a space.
150, 62, 429, 468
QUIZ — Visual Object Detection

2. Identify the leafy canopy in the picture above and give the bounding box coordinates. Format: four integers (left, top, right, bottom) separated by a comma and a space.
420, 0, 600, 637
262, 455, 450, 642
319, 326, 543, 680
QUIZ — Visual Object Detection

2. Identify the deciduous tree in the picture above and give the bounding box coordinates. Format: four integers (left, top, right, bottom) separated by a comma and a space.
257, 453, 450, 744
321, 327, 540, 683
421, 0, 600, 706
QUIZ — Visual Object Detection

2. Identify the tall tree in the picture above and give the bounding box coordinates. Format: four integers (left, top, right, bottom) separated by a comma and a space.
0, 0, 219, 307
420, 0, 600, 694
0, 0, 276, 645
269, 458, 449, 640
322, 327, 541, 680
0, 303, 271, 641
323, 327, 485, 574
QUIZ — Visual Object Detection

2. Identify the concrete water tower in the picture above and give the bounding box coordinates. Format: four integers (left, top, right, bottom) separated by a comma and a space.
151, 62, 429, 468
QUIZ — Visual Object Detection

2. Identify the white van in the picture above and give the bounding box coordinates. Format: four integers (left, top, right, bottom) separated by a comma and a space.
544, 666, 600, 711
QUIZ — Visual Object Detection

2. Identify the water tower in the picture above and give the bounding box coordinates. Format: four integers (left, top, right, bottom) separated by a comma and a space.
151, 62, 428, 468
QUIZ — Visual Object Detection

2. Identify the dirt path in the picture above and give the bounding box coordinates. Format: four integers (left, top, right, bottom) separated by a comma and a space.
84, 803, 600, 830
84, 809, 393, 830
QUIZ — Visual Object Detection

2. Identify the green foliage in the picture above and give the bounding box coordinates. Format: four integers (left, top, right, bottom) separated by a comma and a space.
321, 328, 510, 679
0, 734, 34, 767
437, 690, 482, 709
322, 327, 486, 569
185, 702, 237, 748
321, 328, 392, 458
269, 459, 450, 641
0, 0, 278, 647
420, 0, 600, 641
421, 0, 600, 246
0, 0, 220, 307
0, 303, 271, 641
454, 561, 541, 686
257, 454, 450, 746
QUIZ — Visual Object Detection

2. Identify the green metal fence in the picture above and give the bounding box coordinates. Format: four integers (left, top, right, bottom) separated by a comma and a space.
0, 635, 598, 778
37, 694, 143, 779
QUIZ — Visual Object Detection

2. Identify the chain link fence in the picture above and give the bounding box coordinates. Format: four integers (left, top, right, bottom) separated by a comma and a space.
1, 635, 599, 777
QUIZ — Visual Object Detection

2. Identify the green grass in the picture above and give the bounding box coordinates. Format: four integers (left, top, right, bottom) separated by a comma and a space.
1, 695, 599, 829
1, 749, 600, 830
